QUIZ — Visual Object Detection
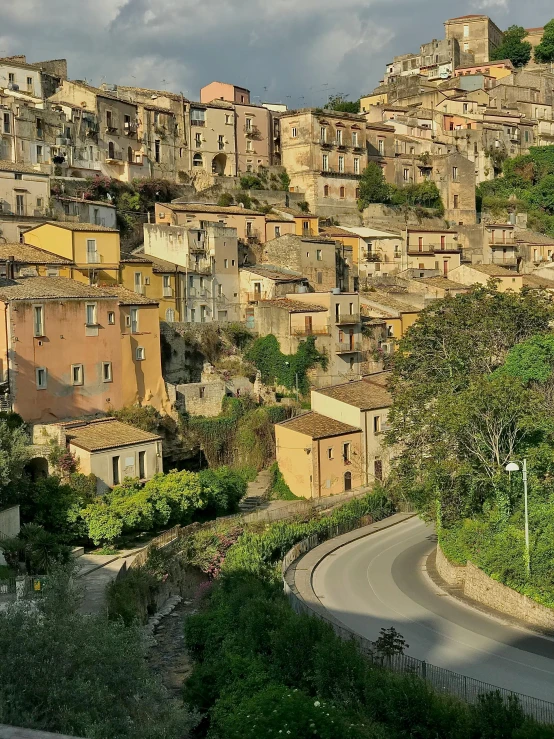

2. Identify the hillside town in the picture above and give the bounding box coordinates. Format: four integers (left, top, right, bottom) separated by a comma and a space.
2, 10, 554, 739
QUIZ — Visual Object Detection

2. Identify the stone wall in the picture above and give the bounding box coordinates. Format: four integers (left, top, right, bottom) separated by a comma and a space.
436, 545, 554, 630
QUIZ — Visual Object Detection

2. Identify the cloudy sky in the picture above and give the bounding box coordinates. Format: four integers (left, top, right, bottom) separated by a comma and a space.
1, 0, 551, 107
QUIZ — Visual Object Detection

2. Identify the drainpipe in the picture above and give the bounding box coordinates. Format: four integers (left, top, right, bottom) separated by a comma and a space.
364, 410, 369, 486
316, 439, 322, 499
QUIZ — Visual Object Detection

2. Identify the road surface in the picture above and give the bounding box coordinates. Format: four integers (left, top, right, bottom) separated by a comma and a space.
312, 516, 554, 702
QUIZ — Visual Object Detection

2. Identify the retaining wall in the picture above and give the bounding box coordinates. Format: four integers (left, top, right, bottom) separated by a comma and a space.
436, 545, 554, 631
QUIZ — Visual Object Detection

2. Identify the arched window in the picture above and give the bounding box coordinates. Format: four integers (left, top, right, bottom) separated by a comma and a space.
127, 146, 133, 163
344, 471, 352, 492
323, 185, 330, 197
339, 186, 346, 199
193, 153, 203, 167
108, 141, 115, 159
165, 308, 175, 323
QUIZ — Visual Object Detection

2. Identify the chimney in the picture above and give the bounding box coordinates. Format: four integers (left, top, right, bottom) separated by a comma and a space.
6, 255, 15, 280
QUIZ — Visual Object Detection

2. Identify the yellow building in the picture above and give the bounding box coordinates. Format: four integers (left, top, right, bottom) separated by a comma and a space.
275, 411, 363, 498
120, 254, 186, 323
24, 222, 120, 284
449, 263, 524, 292
360, 92, 388, 111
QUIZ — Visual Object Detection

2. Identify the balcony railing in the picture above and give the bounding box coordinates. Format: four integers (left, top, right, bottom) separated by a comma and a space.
247, 291, 270, 302
407, 243, 460, 254
336, 313, 360, 325
491, 256, 518, 266
292, 326, 331, 337
188, 259, 212, 275
336, 341, 362, 354
86, 252, 101, 264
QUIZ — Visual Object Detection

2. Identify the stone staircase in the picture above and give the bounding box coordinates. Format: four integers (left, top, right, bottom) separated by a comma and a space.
238, 469, 272, 513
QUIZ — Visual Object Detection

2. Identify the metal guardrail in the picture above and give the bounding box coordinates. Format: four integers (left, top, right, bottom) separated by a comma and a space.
282, 517, 554, 725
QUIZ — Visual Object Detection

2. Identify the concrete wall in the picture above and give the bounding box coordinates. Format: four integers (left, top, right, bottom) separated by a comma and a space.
71, 441, 162, 495
0, 169, 50, 220
436, 544, 554, 630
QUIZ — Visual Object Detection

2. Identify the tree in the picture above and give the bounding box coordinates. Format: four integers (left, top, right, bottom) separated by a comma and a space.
324, 94, 360, 114
490, 25, 532, 67
500, 334, 554, 384
534, 19, 554, 64
528, 174, 554, 214
0, 421, 30, 508
357, 162, 390, 209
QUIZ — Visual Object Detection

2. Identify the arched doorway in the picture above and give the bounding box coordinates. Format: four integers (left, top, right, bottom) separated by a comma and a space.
344, 471, 352, 492
193, 153, 203, 168
26, 457, 49, 481
212, 153, 227, 175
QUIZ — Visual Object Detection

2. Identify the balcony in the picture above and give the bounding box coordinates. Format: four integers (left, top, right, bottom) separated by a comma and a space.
247, 291, 270, 302
336, 341, 362, 354
353, 146, 365, 153
292, 326, 331, 337
320, 140, 332, 149
105, 151, 124, 165
188, 259, 212, 275
407, 243, 460, 255
336, 313, 360, 325
489, 239, 516, 247
245, 228, 262, 243
491, 256, 518, 267
365, 252, 383, 263
86, 252, 101, 264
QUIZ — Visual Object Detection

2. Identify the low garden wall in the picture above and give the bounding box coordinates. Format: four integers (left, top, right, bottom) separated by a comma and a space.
435, 545, 554, 631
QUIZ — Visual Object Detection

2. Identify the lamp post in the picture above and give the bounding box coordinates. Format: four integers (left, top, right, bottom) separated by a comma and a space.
505, 459, 530, 577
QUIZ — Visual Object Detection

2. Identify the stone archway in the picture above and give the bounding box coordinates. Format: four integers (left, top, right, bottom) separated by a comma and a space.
26, 456, 49, 481
212, 153, 227, 176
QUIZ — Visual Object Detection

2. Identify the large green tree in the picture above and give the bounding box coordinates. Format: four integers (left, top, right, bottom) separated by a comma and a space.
0, 420, 30, 509
491, 25, 532, 67
534, 19, 554, 64
357, 162, 390, 208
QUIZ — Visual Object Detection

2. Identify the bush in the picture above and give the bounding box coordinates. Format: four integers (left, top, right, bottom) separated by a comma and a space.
217, 192, 234, 207
268, 462, 298, 500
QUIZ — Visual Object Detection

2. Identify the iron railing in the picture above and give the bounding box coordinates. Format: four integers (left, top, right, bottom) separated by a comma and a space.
282, 519, 554, 725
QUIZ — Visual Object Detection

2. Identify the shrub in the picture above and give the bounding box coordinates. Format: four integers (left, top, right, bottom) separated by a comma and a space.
268, 461, 298, 500
217, 192, 234, 207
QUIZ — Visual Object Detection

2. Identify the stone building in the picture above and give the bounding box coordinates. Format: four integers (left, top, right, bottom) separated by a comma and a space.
0, 55, 67, 99
187, 100, 237, 177
155, 201, 266, 245
261, 234, 338, 292
0, 161, 50, 242
239, 264, 308, 309
444, 15, 504, 65
280, 108, 368, 220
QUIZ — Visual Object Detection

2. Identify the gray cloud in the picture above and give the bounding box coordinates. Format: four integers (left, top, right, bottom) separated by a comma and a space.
1, 0, 551, 107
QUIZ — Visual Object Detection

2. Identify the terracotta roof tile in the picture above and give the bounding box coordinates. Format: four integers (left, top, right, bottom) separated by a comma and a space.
164, 202, 263, 216
107, 285, 159, 305
515, 230, 554, 245
0, 276, 117, 301
0, 243, 73, 265
29, 221, 119, 233
522, 274, 554, 289
0, 160, 48, 175
314, 374, 392, 411
469, 263, 518, 277
278, 411, 360, 439
241, 264, 306, 282
65, 418, 161, 452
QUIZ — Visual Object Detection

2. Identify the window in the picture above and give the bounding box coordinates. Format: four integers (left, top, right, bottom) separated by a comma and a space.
108, 311, 115, 325
328, 447, 334, 460
225, 114, 232, 125
3, 113, 10, 133
324, 185, 330, 197
245, 117, 252, 131
453, 194, 459, 208
463, 23, 469, 37
134, 272, 143, 294
320, 126, 327, 143
102, 362, 112, 382
193, 153, 203, 167
33, 305, 44, 337
15, 194, 24, 216
218, 135, 224, 150
354, 157, 360, 174
373, 415, 381, 433
336, 129, 343, 145
403, 168, 410, 182
26, 76, 33, 90
155, 139, 160, 163
8, 73, 15, 84
112, 456, 120, 486
124, 114, 131, 131
343, 443, 351, 463
338, 155, 344, 173
224, 258, 229, 268
36, 367, 47, 389
322, 154, 329, 171
317, 271, 323, 284
36, 145, 43, 163
463, 42, 469, 52
86, 239, 98, 264
135, 346, 145, 361
138, 451, 146, 479
165, 308, 175, 323
130, 308, 139, 333
339, 186, 345, 199
452, 166, 458, 180
378, 138, 384, 155
356, 187, 360, 199
195, 132, 202, 147
275, 226, 281, 237
463, 103, 468, 114
352, 131, 359, 147
71, 364, 84, 386
191, 108, 206, 126
106, 110, 113, 129
291, 126, 298, 138
85, 303, 97, 326
316, 249, 322, 261
246, 139, 253, 152
525, 130, 529, 143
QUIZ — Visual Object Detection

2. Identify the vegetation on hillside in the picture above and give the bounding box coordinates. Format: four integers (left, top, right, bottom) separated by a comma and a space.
245, 334, 328, 393
490, 25, 532, 67
477, 146, 554, 235
357, 162, 444, 215
534, 19, 554, 64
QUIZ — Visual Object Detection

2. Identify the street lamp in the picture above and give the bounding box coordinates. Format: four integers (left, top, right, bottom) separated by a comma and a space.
505, 459, 530, 577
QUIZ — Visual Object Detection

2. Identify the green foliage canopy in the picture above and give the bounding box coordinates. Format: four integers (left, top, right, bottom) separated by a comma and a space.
490, 25, 532, 67
534, 19, 554, 64
246, 334, 327, 393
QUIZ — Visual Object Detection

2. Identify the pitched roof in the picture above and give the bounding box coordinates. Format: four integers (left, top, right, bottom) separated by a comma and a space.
64, 418, 161, 452
277, 411, 360, 439
0, 160, 48, 175
55, 195, 116, 209
418, 276, 468, 289
26, 221, 119, 233
273, 207, 317, 218
0, 243, 73, 265
515, 229, 554, 245
164, 202, 263, 216
106, 285, 159, 305
314, 374, 392, 411
149, 254, 185, 273
241, 264, 306, 282
469, 263, 519, 277
362, 290, 421, 313
0, 276, 118, 301
522, 274, 554, 290
257, 298, 327, 313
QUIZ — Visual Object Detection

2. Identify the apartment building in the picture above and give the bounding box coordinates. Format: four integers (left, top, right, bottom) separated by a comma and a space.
280, 109, 368, 219
155, 201, 266, 243
51, 196, 117, 228
239, 264, 308, 309
188, 100, 237, 177
143, 221, 241, 323
261, 234, 338, 292
0, 55, 66, 99
444, 15, 504, 64
0, 276, 165, 422
0, 161, 50, 242
405, 227, 462, 275
119, 253, 187, 323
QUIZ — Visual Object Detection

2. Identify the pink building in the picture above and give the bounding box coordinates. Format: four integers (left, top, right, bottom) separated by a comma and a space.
200, 81, 251, 105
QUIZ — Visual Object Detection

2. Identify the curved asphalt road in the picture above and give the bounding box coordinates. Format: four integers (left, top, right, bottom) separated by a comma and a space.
312, 516, 554, 702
